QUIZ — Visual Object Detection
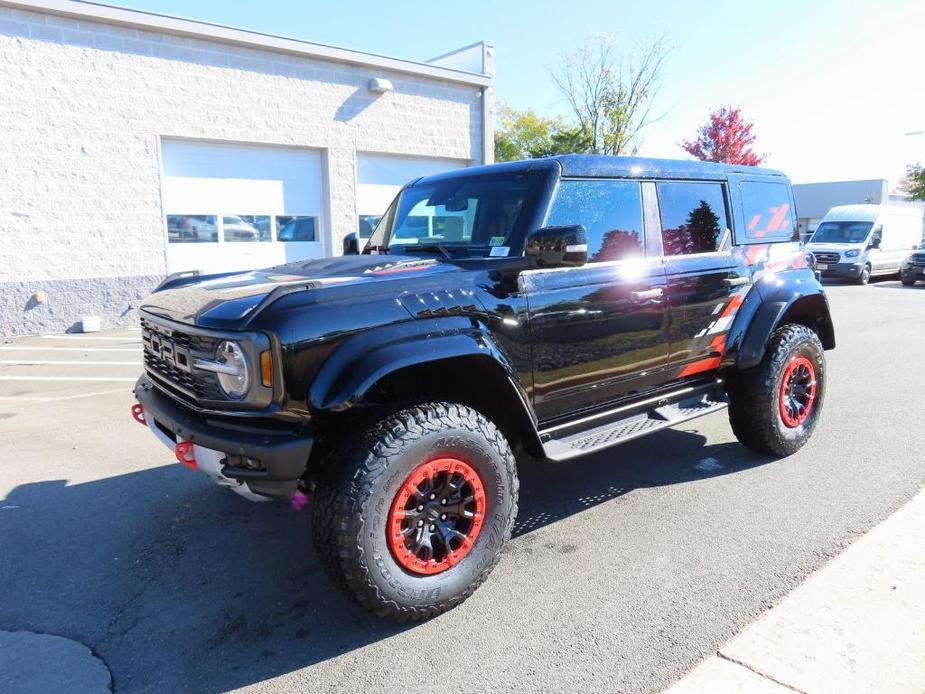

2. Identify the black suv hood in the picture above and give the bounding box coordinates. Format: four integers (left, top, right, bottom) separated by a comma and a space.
141, 255, 461, 326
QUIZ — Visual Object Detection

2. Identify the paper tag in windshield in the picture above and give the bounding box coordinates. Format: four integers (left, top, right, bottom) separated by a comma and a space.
489, 236, 506, 246
489, 246, 509, 257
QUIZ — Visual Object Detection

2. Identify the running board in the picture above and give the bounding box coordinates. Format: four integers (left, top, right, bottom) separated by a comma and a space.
540, 385, 728, 462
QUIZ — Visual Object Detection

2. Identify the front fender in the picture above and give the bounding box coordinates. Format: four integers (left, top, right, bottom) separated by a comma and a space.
727, 268, 835, 370
308, 316, 532, 418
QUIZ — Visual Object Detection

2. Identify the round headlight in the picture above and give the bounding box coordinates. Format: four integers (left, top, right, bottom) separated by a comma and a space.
844, 249, 860, 258
215, 340, 249, 399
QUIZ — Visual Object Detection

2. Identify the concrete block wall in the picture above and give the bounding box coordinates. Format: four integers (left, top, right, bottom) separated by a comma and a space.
0, 3, 488, 335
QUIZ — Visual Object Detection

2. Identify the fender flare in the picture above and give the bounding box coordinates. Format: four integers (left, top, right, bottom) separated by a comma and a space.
730, 271, 835, 370
307, 317, 541, 451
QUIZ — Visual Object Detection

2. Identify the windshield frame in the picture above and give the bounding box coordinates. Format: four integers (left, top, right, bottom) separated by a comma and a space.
365, 168, 557, 258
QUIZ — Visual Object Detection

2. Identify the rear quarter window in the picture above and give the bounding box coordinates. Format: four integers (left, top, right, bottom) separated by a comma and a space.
738, 181, 798, 243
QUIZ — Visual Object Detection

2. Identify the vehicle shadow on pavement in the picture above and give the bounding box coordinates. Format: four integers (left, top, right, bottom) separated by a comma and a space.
0, 427, 772, 692
514, 427, 775, 537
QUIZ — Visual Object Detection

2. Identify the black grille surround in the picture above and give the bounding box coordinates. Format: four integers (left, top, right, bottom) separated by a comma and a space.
812, 251, 841, 265
139, 313, 274, 410
141, 317, 224, 402
909, 253, 925, 267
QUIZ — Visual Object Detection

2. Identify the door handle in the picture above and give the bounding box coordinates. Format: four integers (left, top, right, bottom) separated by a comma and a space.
631, 287, 664, 302
723, 276, 750, 288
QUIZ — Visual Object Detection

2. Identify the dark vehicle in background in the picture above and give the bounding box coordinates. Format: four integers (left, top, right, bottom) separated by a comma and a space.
900, 241, 925, 286
133, 156, 835, 620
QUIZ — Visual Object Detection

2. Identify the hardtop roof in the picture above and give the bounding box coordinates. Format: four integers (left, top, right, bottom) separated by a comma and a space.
411, 154, 786, 187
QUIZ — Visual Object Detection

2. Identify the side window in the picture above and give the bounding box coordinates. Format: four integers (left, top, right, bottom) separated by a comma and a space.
546, 179, 644, 262
657, 181, 730, 255
739, 181, 797, 242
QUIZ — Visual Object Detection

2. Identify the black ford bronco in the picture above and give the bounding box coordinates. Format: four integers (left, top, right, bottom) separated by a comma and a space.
132, 155, 835, 620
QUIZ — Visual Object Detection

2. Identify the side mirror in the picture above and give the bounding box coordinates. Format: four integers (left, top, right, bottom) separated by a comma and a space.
343, 232, 359, 255
868, 237, 881, 250
525, 225, 588, 268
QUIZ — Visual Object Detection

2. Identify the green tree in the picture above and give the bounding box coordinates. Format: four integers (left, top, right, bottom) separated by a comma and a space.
903, 164, 925, 201
494, 102, 593, 161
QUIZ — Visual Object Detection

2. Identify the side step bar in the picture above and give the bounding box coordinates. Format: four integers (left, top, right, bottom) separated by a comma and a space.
540, 383, 728, 462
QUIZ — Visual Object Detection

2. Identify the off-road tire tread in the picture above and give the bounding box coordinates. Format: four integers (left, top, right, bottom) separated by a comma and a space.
311, 402, 518, 622
727, 324, 824, 457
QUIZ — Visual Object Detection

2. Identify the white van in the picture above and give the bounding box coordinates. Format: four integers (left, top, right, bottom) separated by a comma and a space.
806, 204, 924, 284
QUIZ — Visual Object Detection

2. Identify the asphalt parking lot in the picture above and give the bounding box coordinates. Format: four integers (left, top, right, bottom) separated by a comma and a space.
1, 280, 924, 693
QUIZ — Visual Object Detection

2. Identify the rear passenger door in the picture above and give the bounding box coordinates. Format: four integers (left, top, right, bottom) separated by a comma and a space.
656, 180, 749, 380
525, 178, 669, 422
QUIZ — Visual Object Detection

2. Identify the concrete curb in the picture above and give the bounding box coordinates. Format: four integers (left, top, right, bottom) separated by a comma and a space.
665, 487, 925, 693
0, 630, 112, 693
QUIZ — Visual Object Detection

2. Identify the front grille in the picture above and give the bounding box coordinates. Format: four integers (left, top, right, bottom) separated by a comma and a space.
910, 253, 925, 267
141, 317, 224, 402
812, 251, 841, 265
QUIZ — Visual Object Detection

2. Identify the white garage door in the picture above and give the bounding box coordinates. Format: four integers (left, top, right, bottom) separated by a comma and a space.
356, 153, 467, 239
161, 139, 325, 275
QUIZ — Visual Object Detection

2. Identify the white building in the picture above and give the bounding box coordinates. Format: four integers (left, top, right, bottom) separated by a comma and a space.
0, 0, 494, 335
793, 179, 925, 241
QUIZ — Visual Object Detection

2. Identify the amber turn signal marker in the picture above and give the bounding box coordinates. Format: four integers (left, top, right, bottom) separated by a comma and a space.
260, 350, 272, 387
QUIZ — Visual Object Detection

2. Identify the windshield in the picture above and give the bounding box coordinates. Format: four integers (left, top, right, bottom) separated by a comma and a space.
810, 221, 873, 244
367, 173, 543, 258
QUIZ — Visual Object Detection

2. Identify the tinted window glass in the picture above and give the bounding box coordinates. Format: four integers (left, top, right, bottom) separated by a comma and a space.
740, 181, 797, 242
277, 216, 317, 242
658, 182, 729, 255
166, 214, 217, 244
546, 180, 644, 262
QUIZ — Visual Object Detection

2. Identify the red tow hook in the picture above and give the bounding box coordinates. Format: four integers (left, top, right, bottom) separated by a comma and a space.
131, 403, 147, 426
174, 441, 198, 470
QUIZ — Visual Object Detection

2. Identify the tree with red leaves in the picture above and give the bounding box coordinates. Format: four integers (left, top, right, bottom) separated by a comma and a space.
681, 106, 765, 166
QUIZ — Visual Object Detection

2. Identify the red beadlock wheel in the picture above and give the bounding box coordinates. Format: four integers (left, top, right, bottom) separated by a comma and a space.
779, 355, 817, 428
387, 457, 486, 575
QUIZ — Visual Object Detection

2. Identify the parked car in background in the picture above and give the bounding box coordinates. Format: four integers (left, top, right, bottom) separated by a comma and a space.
221, 216, 260, 242
900, 241, 925, 286
806, 204, 923, 284
166, 214, 218, 242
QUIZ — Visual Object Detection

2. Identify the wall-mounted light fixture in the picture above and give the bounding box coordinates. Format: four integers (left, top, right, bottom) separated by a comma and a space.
368, 77, 393, 94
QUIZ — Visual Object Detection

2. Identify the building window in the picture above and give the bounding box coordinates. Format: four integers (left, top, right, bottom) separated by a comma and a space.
546, 179, 644, 262
277, 216, 318, 242
358, 214, 382, 239
166, 215, 218, 243
657, 182, 730, 256
224, 215, 270, 243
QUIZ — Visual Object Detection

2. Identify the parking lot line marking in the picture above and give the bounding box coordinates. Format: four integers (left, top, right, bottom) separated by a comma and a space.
0, 376, 137, 382
0, 347, 139, 352
0, 360, 141, 365
39, 334, 141, 341
0, 387, 130, 402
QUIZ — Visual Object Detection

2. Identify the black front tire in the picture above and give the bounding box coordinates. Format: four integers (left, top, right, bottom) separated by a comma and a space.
312, 402, 518, 621
727, 324, 825, 457
901, 276, 916, 287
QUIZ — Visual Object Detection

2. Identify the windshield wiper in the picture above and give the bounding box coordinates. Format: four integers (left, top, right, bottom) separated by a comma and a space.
399, 243, 455, 259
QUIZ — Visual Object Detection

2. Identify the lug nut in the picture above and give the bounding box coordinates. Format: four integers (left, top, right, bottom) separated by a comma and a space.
429, 493, 436, 500
429, 524, 435, 531
441, 514, 447, 520
440, 498, 447, 505
417, 505, 424, 511
417, 520, 423, 527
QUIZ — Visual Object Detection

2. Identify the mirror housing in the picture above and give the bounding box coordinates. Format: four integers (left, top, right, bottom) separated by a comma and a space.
343, 232, 360, 255
525, 225, 588, 268
868, 236, 881, 250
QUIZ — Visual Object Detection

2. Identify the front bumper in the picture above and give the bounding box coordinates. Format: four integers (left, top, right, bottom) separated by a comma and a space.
134, 374, 312, 500
900, 265, 925, 282
817, 261, 863, 279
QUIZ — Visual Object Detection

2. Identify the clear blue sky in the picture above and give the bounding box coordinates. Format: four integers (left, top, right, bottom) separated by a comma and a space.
111, 0, 925, 184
